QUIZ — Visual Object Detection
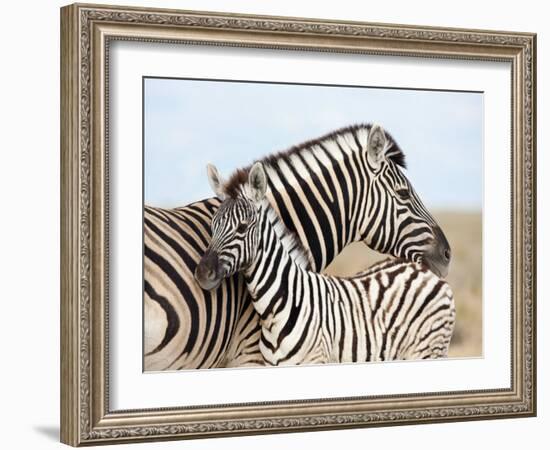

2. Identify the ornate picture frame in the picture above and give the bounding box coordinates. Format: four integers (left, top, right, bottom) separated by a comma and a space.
60, 3, 536, 446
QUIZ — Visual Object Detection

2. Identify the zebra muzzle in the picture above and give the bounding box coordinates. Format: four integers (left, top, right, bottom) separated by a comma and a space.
423, 226, 451, 278
195, 251, 223, 290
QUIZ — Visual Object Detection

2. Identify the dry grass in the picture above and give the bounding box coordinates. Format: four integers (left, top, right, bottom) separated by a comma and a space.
324, 211, 482, 358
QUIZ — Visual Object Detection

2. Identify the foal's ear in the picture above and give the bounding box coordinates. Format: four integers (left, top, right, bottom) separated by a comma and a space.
247, 162, 268, 203
206, 164, 226, 200
366, 124, 388, 169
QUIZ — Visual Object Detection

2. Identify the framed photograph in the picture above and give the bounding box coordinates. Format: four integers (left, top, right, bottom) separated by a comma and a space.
60, 3, 536, 446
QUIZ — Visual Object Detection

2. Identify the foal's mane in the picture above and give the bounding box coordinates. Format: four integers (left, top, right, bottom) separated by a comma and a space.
262, 200, 313, 270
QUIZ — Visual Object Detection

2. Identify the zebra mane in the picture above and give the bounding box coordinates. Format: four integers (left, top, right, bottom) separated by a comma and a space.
261, 200, 314, 270
223, 123, 405, 199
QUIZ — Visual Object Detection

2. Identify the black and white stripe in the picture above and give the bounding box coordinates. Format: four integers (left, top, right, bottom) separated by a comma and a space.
197, 163, 455, 365
147, 123, 451, 370
144, 199, 250, 370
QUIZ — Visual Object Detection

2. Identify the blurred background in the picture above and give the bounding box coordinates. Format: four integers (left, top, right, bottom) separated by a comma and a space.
145, 77, 483, 357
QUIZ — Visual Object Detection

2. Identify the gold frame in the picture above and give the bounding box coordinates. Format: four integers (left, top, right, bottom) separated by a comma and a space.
60, 3, 536, 446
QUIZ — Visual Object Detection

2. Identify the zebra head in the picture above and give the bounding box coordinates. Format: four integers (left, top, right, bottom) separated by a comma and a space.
360, 124, 451, 278
195, 163, 266, 291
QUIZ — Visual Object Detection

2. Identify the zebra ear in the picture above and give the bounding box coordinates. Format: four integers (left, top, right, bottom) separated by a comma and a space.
367, 124, 388, 169
206, 164, 226, 200
247, 162, 268, 203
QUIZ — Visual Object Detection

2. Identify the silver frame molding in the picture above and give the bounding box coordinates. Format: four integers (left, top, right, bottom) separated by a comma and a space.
60, 3, 536, 446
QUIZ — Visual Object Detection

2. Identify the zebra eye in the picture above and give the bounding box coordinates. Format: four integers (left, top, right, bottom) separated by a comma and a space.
236, 222, 248, 233
396, 188, 410, 200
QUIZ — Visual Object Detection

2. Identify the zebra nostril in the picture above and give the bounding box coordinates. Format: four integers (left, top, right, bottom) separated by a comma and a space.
443, 248, 451, 261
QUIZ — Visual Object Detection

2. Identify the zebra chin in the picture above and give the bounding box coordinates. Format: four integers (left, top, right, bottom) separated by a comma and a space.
195, 273, 223, 291
422, 257, 449, 279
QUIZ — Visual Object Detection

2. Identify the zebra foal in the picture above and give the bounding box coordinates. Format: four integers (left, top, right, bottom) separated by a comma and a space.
196, 162, 455, 365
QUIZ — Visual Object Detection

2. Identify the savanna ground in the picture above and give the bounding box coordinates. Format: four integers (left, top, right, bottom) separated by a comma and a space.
324, 211, 482, 358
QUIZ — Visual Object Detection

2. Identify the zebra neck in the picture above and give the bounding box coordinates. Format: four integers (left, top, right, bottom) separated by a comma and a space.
243, 205, 302, 319
263, 136, 374, 271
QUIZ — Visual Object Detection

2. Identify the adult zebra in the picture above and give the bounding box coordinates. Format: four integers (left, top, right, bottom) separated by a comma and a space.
195, 162, 456, 364
145, 124, 451, 370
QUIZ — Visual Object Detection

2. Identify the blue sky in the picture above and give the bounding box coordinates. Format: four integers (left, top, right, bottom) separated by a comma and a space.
144, 78, 482, 210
